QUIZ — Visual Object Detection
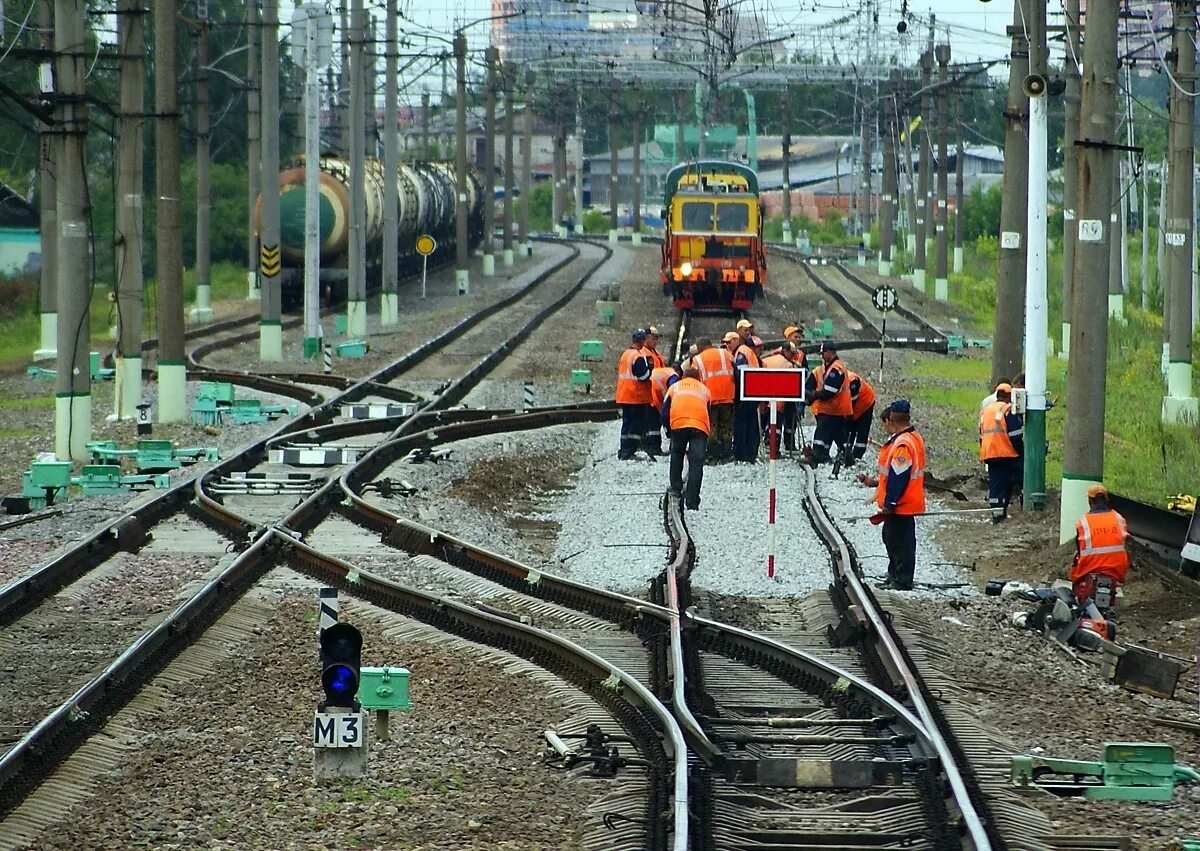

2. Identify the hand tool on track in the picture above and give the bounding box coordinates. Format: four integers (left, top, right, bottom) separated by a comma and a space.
846, 508, 995, 525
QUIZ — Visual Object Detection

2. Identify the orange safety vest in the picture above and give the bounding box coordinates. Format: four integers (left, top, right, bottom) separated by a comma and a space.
875, 428, 927, 515
642, 345, 665, 370
615, 347, 652, 405
979, 399, 1020, 461
649, 366, 678, 410
665, 377, 712, 434
734, 344, 761, 369
760, 353, 799, 412
694, 346, 735, 404
848, 371, 876, 419
811, 359, 852, 417
1071, 509, 1130, 583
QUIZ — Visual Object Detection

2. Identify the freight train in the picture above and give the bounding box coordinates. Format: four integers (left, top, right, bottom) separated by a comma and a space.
255, 155, 484, 304
660, 160, 766, 311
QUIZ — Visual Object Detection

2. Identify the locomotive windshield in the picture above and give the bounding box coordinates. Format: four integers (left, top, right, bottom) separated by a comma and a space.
681, 201, 714, 230
716, 202, 750, 232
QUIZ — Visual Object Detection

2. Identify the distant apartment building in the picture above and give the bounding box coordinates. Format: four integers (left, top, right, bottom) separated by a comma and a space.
490, 0, 663, 65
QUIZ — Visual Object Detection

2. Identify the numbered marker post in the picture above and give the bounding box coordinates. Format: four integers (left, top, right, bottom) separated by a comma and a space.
871, 285, 898, 383
738, 367, 808, 579
314, 621, 367, 779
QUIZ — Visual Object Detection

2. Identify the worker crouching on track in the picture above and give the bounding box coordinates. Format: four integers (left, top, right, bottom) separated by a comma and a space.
662, 366, 712, 510
1069, 484, 1130, 613
845, 370, 877, 462
692, 336, 735, 462
979, 382, 1024, 522
616, 329, 653, 460
804, 342, 852, 465
733, 334, 764, 462
760, 342, 803, 451
863, 401, 927, 591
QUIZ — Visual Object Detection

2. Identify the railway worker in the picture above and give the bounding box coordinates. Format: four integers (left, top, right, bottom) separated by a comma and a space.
694, 336, 736, 462
662, 366, 712, 510
1068, 484, 1130, 610
804, 342, 852, 465
760, 341, 803, 451
979, 382, 1024, 523
732, 334, 764, 462
647, 360, 683, 457
845, 370, 877, 463
735, 318, 755, 344
872, 400, 927, 591
616, 329, 654, 460
642, 326, 666, 370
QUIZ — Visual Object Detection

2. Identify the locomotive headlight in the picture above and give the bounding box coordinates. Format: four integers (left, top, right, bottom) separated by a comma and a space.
680, 262, 693, 277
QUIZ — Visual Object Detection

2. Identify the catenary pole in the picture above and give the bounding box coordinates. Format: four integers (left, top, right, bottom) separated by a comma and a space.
1061, 0, 1081, 358
954, 87, 964, 274
860, 89, 872, 249
381, 0, 399, 325
35, 0, 57, 362
632, 106, 643, 245
609, 96, 620, 241
482, 46, 497, 277
53, 0, 91, 457
993, 0, 1029, 389
1164, 0, 1198, 423
933, 42, 950, 301
913, 49, 932, 291
347, 0, 366, 334
1023, 0, 1048, 511
301, 5, 324, 355
1108, 165, 1124, 319
114, 0, 144, 421
521, 69, 534, 256
258, 0, 282, 360
879, 71, 898, 276
502, 61, 515, 266
781, 89, 792, 245
190, 14, 213, 324
245, 0, 260, 301
454, 32, 469, 293
574, 88, 584, 234
1060, 0, 1119, 543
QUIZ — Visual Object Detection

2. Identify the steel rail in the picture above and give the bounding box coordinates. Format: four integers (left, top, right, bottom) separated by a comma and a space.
832, 259, 947, 339
801, 465, 994, 850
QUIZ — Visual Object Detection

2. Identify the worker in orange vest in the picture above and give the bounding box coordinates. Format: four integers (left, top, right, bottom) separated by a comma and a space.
615, 329, 653, 460
870, 400, 927, 591
642, 325, 666, 369
978, 382, 1024, 522
661, 366, 712, 510
647, 361, 682, 456
846, 370, 877, 463
1069, 484, 1130, 611
732, 334, 764, 462
693, 336, 736, 462
760, 341, 803, 451
803, 341, 852, 465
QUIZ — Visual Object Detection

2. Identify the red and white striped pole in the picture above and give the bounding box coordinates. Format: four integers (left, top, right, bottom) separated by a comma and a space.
767, 402, 779, 579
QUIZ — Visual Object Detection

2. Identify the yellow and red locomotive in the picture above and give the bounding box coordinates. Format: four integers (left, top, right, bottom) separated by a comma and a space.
660, 160, 766, 311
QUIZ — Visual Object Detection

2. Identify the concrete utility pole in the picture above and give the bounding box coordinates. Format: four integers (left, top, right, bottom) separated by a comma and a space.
992, 2, 1029, 389
954, 90, 964, 274
481, 46, 498, 278
52, 0, 90, 458
502, 61, 516, 267
1023, 0, 1049, 511
420, 90, 430, 159
631, 107, 643, 245
34, 0, 56, 362
190, 14, 214, 324
338, 3, 350, 153
1108, 164, 1126, 319
245, 0, 260, 300
551, 107, 564, 232
609, 98, 620, 241
1060, 0, 1119, 543
114, 0, 144, 421
879, 71, 898, 276
902, 92, 918, 254
1163, 0, 1198, 424
298, 3, 329, 356
347, 0, 366, 332
1061, 0, 1081, 357
933, 42, 950, 301
1141, 164, 1150, 311
675, 92, 686, 162
859, 91, 872, 248
913, 49, 933, 291
1159, 156, 1169, 334
781, 89, 792, 245
259, 0, 282, 360
453, 32, 469, 293
573, 88, 584, 234
381, 0, 398, 326
154, 0, 186, 421
521, 69, 534, 256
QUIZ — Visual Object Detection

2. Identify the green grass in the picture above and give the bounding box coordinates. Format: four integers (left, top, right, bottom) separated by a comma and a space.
0, 427, 39, 438
0, 396, 53, 411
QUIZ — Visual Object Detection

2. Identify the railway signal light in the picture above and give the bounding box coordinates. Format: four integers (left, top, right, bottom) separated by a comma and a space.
319, 622, 363, 708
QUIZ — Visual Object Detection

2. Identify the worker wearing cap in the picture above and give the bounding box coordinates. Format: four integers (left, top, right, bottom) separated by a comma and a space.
846, 369, 877, 462
803, 341, 852, 465
979, 382, 1024, 522
693, 337, 735, 462
732, 333, 764, 462
874, 400, 926, 591
1069, 484, 1130, 607
642, 326, 666, 370
616, 329, 653, 460
760, 341, 803, 451
647, 360, 683, 456
735, 318, 755, 345
661, 366, 712, 510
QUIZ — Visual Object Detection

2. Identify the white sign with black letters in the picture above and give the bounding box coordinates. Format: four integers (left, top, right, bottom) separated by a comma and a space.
313, 711, 364, 748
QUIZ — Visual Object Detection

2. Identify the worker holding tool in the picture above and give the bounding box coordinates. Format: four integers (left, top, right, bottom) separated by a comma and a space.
662, 366, 712, 510
864, 401, 927, 591
979, 382, 1024, 523
1069, 484, 1130, 612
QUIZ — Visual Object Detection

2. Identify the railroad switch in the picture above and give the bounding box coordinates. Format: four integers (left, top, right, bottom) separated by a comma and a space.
1011, 742, 1200, 801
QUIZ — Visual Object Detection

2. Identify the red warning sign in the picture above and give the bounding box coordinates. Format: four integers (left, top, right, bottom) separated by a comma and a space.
738, 367, 808, 402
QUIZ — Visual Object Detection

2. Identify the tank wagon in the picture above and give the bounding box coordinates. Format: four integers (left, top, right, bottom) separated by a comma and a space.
660, 160, 766, 311
256, 156, 484, 304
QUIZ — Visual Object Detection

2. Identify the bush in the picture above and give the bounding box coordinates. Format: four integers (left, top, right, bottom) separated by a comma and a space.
581, 208, 610, 234
0, 273, 38, 319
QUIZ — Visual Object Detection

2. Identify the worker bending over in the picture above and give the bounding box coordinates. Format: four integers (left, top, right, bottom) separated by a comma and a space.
979, 381, 1024, 522
662, 366, 712, 510
1070, 484, 1130, 612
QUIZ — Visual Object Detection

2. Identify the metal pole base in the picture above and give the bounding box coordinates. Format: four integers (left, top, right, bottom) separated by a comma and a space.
953, 246, 964, 274
1107, 293, 1125, 323
259, 321, 283, 363
878, 259, 891, 276
502, 248, 514, 267
1059, 476, 1098, 545
1061, 322, 1071, 360
608, 229, 618, 243
934, 277, 948, 300
34, 312, 57, 361
573, 223, 583, 234
157, 362, 189, 424
631, 232, 642, 246
906, 234, 916, 253
1163, 363, 1198, 425
189, 306, 214, 323
862, 231, 872, 249
482, 253, 495, 277
913, 269, 926, 292
347, 300, 367, 336
246, 270, 260, 301
54, 393, 92, 461
380, 291, 398, 326
781, 225, 792, 245
456, 269, 470, 294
